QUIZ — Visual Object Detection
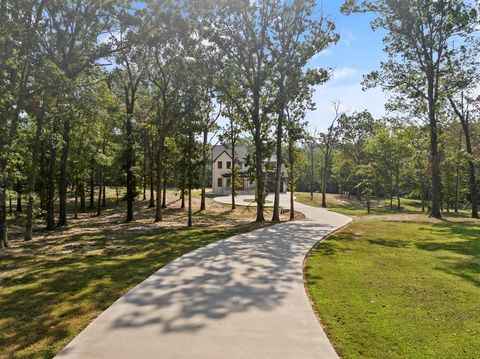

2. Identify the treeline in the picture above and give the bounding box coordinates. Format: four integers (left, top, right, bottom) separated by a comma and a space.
1, 0, 479, 249
297, 109, 480, 214
0, 0, 338, 248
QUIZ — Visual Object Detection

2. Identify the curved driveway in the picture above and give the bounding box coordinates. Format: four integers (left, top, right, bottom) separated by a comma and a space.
56, 197, 351, 359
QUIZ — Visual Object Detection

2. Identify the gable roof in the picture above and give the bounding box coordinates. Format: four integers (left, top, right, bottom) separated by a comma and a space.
212, 145, 248, 162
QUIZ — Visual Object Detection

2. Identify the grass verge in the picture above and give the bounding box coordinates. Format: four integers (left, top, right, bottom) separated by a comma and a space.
304, 218, 480, 359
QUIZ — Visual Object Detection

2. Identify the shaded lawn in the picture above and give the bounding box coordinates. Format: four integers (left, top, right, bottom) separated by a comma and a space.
295, 192, 470, 217
305, 219, 480, 359
0, 220, 264, 359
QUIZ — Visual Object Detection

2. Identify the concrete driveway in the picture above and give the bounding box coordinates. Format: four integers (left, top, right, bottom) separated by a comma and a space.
56, 200, 351, 359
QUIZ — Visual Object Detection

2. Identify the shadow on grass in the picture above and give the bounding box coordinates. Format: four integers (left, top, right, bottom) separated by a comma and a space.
415, 223, 480, 288
0, 222, 262, 358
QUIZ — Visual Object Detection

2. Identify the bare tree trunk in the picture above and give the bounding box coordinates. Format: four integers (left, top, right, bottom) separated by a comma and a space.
9, 195, 12, 214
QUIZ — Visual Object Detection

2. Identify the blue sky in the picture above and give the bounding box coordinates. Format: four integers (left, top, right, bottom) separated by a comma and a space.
306, 1, 388, 132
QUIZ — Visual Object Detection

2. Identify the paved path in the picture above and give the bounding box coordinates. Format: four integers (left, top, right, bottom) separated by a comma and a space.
56, 197, 351, 359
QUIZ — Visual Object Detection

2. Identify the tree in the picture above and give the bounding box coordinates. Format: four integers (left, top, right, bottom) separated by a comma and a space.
318, 102, 343, 208
112, 11, 146, 223
204, 0, 279, 222
343, 0, 478, 218
269, 0, 337, 221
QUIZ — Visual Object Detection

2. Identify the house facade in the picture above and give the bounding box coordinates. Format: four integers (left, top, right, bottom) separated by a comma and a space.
212, 145, 288, 195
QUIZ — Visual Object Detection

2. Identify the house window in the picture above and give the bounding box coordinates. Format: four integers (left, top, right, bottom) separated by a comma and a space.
226, 178, 231, 188
217, 178, 223, 187
217, 161, 222, 169
226, 161, 231, 169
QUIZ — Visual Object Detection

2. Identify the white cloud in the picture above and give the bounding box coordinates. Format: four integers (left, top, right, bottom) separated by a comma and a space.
311, 48, 334, 60
340, 29, 357, 46
331, 67, 357, 82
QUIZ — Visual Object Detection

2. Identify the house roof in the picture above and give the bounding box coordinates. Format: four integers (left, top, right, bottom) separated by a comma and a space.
212, 145, 248, 162
212, 145, 280, 164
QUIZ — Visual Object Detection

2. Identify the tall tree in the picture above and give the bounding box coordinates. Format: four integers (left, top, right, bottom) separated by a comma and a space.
318, 103, 343, 208
205, 0, 279, 222
269, 0, 337, 221
343, 0, 478, 218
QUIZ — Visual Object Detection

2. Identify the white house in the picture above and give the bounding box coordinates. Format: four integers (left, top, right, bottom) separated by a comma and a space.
212, 145, 288, 195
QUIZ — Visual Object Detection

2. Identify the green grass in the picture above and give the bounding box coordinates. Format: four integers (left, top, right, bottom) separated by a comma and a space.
295, 192, 470, 217
0, 221, 262, 359
305, 219, 480, 359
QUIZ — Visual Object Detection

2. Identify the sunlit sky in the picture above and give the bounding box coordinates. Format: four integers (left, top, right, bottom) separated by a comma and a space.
305, 1, 388, 132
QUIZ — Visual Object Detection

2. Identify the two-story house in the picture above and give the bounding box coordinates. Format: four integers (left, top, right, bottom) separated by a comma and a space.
212, 145, 288, 195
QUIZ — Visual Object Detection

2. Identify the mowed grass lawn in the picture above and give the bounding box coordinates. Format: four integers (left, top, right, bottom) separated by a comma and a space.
0, 193, 266, 359
305, 219, 480, 359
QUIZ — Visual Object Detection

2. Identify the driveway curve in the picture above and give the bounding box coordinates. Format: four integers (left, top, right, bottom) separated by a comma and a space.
56, 199, 351, 359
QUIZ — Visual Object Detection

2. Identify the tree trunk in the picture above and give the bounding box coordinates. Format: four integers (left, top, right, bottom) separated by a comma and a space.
58, 117, 71, 227
142, 135, 147, 201
428, 79, 441, 218
25, 103, 45, 241
97, 168, 103, 216
125, 112, 135, 222
288, 139, 295, 221
74, 182, 78, 219
16, 193, 22, 212
46, 144, 56, 231
321, 152, 329, 208
231, 135, 236, 211
449, 96, 478, 218
200, 127, 208, 211
39, 147, 47, 212
80, 182, 86, 212
148, 137, 155, 208
181, 179, 185, 209
162, 168, 167, 208
155, 138, 165, 222
102, 184, 106, 207
396, 166, 400, 210
89, 169, 95, 209
272, 82, 285, 221
253, 80, 265, 222
454, 128, 462, 213
9, 195, 12, 214
0, 167, 9, 247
